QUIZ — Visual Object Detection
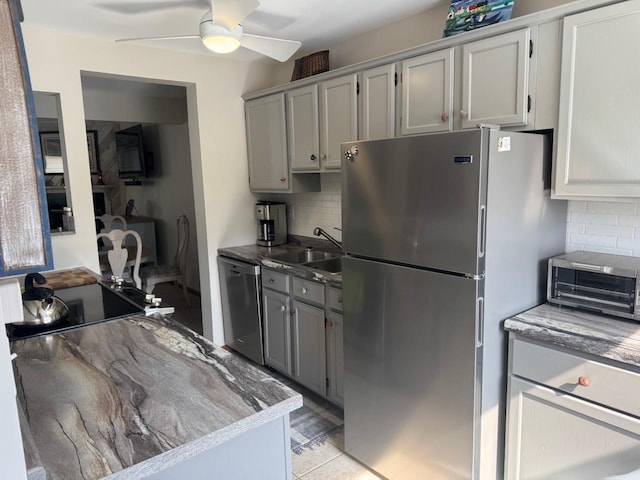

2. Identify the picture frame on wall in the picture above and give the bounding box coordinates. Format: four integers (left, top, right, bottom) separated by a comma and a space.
443, 0, 514, 37
39, 130, 101, 174
86, 130, 100, 174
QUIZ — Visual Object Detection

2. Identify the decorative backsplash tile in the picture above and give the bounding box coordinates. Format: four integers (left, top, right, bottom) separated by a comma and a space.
566, 200, 640, 256
258, 173, 342, 241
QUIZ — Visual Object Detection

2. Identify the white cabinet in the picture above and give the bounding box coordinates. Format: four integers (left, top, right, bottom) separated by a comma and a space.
359, 64, 396, 140
505, 336, 640, 479
400, 49, 454, 135
461, 28, 531, 129
554, 1, 640, 199
399, 28, 533, 135
288, 74, 357, 172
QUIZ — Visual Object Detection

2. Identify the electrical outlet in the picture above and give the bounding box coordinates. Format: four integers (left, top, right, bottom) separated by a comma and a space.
288, 205, 295, 221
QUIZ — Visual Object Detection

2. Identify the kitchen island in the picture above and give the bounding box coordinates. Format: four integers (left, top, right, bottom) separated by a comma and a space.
12, 313, 302, 480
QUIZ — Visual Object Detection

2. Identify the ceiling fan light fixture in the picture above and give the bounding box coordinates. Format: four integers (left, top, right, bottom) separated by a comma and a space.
200, 20, 243, 54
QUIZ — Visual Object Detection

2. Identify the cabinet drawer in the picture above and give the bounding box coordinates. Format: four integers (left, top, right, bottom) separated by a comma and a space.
327, 286, 343, 312
262, 269, 289, 293
512, 337, 640, 417
291, 277, 325, 306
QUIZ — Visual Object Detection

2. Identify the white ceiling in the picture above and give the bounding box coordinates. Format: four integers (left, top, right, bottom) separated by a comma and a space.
21, 0, 443, 63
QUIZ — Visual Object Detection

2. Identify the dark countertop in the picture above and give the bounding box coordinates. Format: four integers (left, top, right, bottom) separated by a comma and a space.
12, 314, 302, 480
218, 241, 343, 287
504, 303, 640, 367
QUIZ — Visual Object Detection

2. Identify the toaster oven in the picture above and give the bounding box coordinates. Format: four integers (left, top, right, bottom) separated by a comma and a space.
548, 251, 640, 320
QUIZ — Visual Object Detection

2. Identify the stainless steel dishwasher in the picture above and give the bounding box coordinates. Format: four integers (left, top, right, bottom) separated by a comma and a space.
217, 256, 264, 365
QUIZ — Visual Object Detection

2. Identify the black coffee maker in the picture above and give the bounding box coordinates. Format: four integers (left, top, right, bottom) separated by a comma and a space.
255, 201, 287, 246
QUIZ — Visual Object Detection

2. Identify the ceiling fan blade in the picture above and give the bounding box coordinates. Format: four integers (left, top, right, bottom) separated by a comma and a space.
213, 0, 260, 30
95, 0, 208, 14
241, 34, 301, 62
116, 34, 200, 43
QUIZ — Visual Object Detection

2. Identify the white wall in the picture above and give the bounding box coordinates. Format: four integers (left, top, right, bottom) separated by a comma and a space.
22, 25, 273, 345
270, 0, 576, 85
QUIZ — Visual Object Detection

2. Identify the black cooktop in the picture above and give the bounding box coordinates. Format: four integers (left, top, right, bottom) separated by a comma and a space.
6, 282, 144, 341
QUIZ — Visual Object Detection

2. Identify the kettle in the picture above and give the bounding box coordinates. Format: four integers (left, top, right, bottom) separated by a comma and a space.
21, 273, 69, 325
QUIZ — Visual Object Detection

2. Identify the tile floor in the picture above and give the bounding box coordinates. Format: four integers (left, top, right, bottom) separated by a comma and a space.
159, 282, 383, 479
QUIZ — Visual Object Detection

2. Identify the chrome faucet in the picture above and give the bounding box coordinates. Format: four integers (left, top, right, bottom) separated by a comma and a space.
313, 227, 342, 250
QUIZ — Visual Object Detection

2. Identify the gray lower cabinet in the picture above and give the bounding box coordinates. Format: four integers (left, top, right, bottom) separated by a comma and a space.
325, 310, 343, 406
263, 287, 292, 376
505, 336, 640, 479
291, 300, 326, 396
262, 268, 343, 405
325, 285, 344, 406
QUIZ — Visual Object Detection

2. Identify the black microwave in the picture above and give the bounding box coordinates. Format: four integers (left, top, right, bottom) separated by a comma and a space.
548, 251, 640, 321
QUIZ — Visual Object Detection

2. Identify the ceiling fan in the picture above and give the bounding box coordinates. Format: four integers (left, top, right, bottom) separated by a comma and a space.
111, 0, 302, 62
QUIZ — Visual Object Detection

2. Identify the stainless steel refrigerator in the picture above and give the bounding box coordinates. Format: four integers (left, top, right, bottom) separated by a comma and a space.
341, 128, 566, 480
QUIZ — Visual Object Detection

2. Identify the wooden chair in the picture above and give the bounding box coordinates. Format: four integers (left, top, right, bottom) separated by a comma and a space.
97, 229, 142, 289
140, 215, 190, 304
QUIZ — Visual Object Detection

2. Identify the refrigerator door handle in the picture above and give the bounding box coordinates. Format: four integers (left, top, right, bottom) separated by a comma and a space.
479, 205, 486, 258
476, 297, 484, 347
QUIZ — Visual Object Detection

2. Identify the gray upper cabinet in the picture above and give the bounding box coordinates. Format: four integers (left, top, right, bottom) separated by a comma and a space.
0, 0, 53, 276
288, 74, 357, 172
399, 28, 532, 136
554, 1, 640, 199
245, 93, 289, 192
288, 84, 320, 171
319, 74, 358, 169
400, 49, 454, 135
461, 28, 532, 129
359, 64, 396, 140
246, 92, 320, 193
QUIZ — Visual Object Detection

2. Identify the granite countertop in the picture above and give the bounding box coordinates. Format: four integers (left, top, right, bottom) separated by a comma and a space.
505, 303, 640, 367
218, 241, 343, 287
12, 314, 302, 480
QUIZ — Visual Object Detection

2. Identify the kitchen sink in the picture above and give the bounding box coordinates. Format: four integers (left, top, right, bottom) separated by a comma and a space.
302, 257, 342, 273
271, 249, 338, 265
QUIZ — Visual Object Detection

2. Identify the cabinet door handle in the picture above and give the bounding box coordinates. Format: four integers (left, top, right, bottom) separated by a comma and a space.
578, 376, 590, 387
320, 153, 327, 160
310, 154, 317, 161
280, 177, 286, 183
280, 305, 286, 312
441, 112, 448, 122
460, 110, 468, 119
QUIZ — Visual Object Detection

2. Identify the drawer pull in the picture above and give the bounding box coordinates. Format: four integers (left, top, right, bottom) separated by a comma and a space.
280, 305, 286, 312
302, 287, 308, 294
268, 278, 275, 284
338, 297, 343, 304
578, 376, 590, 387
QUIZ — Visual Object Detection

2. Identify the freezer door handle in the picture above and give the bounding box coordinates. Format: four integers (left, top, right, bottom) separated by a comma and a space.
479, 205, 486, 258
476, 297, 484, 347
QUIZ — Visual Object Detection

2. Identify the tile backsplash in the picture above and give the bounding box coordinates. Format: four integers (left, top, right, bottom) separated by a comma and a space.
260, 173, 342, 241
566, 200, 640, 256
264, 188, 640, 257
